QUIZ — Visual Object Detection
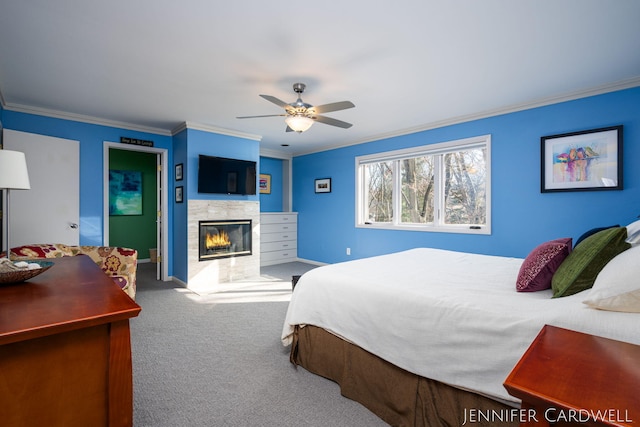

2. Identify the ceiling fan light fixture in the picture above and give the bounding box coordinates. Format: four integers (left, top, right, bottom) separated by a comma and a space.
285, 115, 314, 133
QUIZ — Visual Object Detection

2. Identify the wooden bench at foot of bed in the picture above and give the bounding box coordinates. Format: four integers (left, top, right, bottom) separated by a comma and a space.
291, 325, 519, 427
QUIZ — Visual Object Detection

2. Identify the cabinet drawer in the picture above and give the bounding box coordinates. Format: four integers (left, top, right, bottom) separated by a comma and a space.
260, 213, 297, 225
261, 240, 297, 253
261, 249, 297, 264
261, 223, 297, 234
261, 232, 296, 244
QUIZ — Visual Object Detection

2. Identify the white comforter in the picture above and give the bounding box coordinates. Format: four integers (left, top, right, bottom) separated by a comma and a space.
281, 248, 640, 403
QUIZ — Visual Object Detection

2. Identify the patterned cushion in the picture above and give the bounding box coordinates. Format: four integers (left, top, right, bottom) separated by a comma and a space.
68, 246, 138, 299
10, 243, 137, 299
10, 243, 73, 258
516, 238, 572, 292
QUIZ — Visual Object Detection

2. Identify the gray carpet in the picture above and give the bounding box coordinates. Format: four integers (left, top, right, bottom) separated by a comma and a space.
130, 262, 388, 427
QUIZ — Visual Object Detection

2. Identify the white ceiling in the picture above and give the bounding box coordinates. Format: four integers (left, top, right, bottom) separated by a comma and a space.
1, 1, 639, 156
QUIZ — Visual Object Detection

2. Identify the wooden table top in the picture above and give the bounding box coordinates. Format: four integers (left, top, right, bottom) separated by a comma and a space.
504, 324, 640, 426
0, 255, 141, 346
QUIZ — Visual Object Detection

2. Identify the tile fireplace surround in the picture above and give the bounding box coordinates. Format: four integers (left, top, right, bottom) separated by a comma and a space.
187, 200, 260, 294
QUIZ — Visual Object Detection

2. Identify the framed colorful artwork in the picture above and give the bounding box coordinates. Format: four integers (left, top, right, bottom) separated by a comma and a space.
541, 125, 622, 193
259, 174, 271, 194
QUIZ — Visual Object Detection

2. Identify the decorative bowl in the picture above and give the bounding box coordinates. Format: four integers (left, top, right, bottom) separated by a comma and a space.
0, 260, 54, 284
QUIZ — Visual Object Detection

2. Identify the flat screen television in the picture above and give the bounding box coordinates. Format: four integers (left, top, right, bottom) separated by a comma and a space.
197, 155, 257, 195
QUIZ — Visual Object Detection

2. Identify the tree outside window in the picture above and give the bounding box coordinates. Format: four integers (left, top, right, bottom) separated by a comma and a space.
357, 135, 490, 234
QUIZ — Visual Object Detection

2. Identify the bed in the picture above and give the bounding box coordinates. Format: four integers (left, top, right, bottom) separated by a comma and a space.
281, 224, 640, 426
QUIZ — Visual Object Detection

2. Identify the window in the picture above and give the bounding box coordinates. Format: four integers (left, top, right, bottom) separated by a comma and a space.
356, 135, 491, 234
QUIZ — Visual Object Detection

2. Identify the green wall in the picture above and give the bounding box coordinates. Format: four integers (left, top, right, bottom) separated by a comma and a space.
109, 149, 157, 259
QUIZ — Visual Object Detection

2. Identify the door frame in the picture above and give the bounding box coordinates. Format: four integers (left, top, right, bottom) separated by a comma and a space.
103, 142, 169, 281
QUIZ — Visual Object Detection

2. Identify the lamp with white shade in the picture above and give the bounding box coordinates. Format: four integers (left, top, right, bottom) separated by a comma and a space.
0, 150, 31, 259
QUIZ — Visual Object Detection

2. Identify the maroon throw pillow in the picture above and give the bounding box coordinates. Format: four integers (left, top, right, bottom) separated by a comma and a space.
517, 238, 572, 292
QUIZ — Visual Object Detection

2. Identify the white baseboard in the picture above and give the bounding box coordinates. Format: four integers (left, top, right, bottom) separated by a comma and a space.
294, 257, 328, 267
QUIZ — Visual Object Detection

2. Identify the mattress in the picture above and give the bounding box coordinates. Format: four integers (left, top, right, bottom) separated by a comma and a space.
282, 248, 640, 403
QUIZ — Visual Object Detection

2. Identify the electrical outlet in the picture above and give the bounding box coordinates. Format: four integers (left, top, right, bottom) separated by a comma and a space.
346, 247, 351, 255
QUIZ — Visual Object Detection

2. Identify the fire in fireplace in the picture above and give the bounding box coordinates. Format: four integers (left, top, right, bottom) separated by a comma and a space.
199, 219, 252, 261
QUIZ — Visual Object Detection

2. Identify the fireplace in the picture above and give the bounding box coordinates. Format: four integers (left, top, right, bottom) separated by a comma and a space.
199, 219, 252, 261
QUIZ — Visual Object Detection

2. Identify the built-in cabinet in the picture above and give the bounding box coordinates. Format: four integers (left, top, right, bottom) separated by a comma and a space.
260, 212, 297, 266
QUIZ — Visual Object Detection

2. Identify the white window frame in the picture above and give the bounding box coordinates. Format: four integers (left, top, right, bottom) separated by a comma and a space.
355, 134, 491, 235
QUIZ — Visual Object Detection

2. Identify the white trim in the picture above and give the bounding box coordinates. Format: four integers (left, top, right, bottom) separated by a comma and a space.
3, 77, 639, 158
171, 276, 187, 289
103, 141, 170, 281
259, 147, 293, 160
171, 121, 262, 141
4, 102, 173, 136
355, 135, 491, 235
294, 77, 640, 156
356, 134, 490, 164
294, 257, 328, 267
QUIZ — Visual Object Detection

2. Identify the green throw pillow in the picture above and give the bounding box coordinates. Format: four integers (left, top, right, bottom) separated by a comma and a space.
552, 227, 631, 298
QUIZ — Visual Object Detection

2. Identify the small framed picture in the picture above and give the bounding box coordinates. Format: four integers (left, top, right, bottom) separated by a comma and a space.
259, 174, 271, 194
541, 125, 623, 193
315, 178, 332, 193
175, 186, 183, 203
175, 163, 183, 181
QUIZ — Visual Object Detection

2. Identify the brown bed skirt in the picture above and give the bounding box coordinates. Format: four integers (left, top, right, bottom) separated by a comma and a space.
290, 325, 520, 427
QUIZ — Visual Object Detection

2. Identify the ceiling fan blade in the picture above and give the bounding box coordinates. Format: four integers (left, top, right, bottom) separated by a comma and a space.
285, 125, 294, 132
259, 94, 289, 108
310, 101, 355, 114
236, 114, 285, 119
313, 115, 353, 129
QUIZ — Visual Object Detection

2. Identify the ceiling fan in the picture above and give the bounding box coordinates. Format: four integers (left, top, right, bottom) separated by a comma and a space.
237, 83, 355, 133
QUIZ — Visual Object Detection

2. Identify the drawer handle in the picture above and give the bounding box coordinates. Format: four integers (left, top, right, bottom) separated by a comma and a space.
282, 226, 289, 229
282, 235, 289, 238
282, 244, 289, 247
282, 253, 289, 257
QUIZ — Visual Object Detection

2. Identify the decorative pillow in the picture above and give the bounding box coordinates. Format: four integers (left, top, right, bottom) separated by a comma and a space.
552, 227, 631, 298
583, 245, 640, 312
625, 219, 640, 246
516, 238, 572, 292
574, 225, 618, 248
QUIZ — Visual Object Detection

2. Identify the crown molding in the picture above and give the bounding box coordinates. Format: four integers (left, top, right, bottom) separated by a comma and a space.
293, 76, 640, 156
2, 102, 173, 136
172, 121, 262, 141
3, 76, 639, 157
259, 147, 293, 160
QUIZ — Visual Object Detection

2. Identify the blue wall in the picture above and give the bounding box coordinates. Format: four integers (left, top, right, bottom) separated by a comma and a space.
3, 86, 639, 272
172, 128, 188, 281
259, 156, 284, 212
293, 87, 640, 264
169, 128, 260, 283
2, 110, 175, 271
184, 129, 260, 201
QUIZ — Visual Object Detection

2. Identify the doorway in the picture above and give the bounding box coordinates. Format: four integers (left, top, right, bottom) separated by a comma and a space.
103, 142, 168, 281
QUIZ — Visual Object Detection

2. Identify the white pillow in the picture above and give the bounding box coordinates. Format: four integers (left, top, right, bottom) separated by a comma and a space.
626, 219, 640, 246
583, 245, 640, 312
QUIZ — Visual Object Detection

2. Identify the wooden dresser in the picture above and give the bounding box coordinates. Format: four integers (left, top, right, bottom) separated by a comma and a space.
260, 212, 298, 266
0, 255, 141, 427
504, 325, 640, 427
